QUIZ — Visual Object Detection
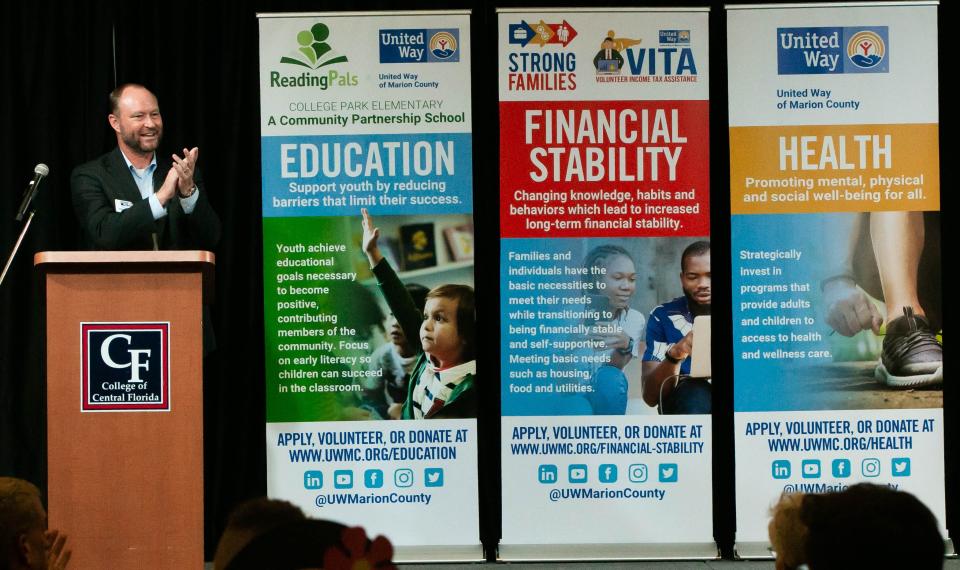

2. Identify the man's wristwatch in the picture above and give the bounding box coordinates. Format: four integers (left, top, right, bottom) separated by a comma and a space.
664, 349, 682, 364
179, 185, 198, 198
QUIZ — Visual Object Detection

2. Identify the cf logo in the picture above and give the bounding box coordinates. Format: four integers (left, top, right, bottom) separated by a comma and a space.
100, 334, 151, 382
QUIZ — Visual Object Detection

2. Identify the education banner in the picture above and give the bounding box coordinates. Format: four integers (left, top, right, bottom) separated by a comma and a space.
259, 12, 481, 559
727, 3, 946, 556
498, 8, 715, 559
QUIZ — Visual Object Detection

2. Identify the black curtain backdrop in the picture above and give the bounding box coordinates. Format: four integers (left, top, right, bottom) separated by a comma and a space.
0, 0, 952, 561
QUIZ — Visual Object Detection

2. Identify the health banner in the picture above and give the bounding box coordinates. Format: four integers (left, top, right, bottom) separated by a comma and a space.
726, 3, 945, 555
498, 8, 715, 559
259, 12, 481, 559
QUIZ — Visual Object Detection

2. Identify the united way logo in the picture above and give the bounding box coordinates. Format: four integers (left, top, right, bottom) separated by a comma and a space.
429, 31, 458, 60
81, 323, 169, 412
659, 30, 690, 45
846, 30, 885, 69
777, 26, 888, 74
379, 29, 459, 63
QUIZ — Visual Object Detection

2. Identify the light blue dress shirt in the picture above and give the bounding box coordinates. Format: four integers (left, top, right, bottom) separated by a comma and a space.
120, 151, 199, 220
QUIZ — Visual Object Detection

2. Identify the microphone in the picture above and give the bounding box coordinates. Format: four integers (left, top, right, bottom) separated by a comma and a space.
16, 163, 49, 221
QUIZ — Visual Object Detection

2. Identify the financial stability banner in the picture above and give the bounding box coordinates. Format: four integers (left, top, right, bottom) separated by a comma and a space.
498, 8, 715, 560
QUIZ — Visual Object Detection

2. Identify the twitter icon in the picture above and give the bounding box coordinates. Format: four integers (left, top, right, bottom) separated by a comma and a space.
424, 467, 445, 487
658, 463, 678, 483
891, 457, 911, 477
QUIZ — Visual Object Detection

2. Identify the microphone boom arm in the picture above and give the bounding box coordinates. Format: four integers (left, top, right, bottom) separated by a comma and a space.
2, 164, 49, 288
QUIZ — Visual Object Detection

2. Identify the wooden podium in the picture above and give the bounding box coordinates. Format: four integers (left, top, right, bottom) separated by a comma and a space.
35, 251, 214, 569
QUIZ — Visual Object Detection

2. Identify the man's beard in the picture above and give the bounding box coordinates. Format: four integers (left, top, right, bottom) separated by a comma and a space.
121, 128, 161, 154
684, 289, 711, 316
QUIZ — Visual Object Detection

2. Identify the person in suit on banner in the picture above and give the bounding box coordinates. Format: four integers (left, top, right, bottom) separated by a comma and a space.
71, 83, 220, 251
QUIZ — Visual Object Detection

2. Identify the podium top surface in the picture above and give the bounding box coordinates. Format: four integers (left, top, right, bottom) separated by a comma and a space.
34, 250, 215, 268
34, 251, 215, 303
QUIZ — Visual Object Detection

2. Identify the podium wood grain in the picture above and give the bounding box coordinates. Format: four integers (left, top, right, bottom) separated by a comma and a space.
37, 251, 211, 569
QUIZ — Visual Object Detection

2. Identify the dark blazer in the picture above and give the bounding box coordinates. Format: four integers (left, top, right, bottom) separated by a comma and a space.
71, 147, 221, 251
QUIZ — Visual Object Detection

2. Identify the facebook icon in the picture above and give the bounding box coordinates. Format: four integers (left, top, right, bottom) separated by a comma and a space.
598, 464, 618, 483
364, 469, 383, 488
832, 458, 851, 479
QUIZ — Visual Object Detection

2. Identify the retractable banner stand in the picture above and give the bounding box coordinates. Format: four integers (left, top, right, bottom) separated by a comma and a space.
498, 8, 715, 560
259, 12, 482, 561
727, 3, 948, 557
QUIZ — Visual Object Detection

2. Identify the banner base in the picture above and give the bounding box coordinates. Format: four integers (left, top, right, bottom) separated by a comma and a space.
393, 545, 485, 563
737, 540, 956, 559
734, 542, 773, 560
498, 542, 719, 561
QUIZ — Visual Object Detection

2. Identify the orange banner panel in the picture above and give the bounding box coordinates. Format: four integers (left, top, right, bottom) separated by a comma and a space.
730, 124, 939, 214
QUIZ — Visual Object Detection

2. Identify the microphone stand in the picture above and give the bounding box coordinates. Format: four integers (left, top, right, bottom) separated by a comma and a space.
0, 180, 40, 288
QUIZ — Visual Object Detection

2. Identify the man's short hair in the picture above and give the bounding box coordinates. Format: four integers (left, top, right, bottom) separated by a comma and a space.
802, 483, 943, 569
224, 497, 305, 534
0, 477, 44, 565
215, 498, 306, 569
680, 240, 710, 272
108, 83, 154, 115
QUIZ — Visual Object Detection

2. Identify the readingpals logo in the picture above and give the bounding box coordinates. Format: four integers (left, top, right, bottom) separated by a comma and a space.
777, 26, 888, 74
81, 323, 169, 412
281, 22, 348, 69
270, 22, 358, 91
380, 29, 460, 63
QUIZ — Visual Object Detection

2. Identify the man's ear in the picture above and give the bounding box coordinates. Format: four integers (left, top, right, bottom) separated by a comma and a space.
16, 532, 33, 563
108, 113, 120, 133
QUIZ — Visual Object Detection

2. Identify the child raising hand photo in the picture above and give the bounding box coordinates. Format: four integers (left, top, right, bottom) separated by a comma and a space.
361, 208, 478, 419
